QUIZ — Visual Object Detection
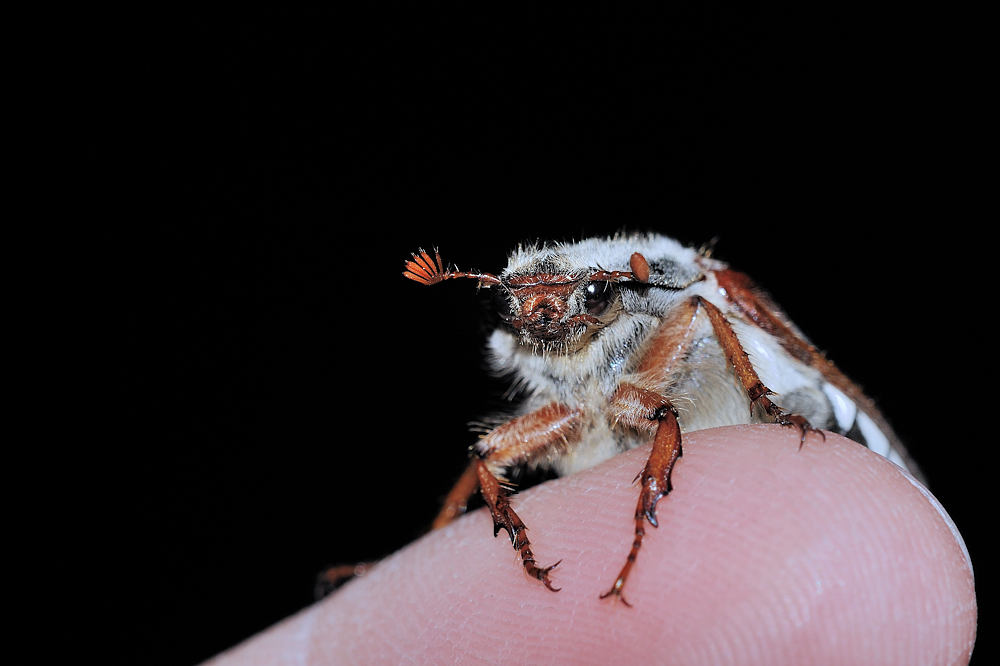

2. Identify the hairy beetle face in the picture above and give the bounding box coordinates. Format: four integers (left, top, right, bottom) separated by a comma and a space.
495, 277, 620, 351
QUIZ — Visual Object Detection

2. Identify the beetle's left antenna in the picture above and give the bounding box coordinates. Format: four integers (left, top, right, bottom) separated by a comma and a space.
403, 248, 500, 286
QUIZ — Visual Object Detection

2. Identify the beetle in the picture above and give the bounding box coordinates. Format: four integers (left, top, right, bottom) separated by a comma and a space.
402, 232, 921, 606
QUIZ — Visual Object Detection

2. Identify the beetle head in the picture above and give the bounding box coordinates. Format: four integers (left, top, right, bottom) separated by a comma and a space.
489, 273, 621, 350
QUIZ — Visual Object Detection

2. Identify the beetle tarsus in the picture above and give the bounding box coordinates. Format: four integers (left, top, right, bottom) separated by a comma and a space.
314, 562, 373, 600
600, 581, 634, 607
477, 460, 561, 593
538, 560, 562, 591
774, 412, 825, 449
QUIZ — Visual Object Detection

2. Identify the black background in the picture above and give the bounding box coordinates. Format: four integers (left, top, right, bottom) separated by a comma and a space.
16, 48, 994, 665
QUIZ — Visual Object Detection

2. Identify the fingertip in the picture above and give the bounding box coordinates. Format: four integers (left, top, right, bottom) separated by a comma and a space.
204, 426, 977, 665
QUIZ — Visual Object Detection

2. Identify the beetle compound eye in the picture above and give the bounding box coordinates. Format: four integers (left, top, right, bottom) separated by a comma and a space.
492, 288, 516, 322
584, 282, 613, 317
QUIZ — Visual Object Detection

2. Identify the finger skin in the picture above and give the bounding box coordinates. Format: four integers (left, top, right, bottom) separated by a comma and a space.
205, 426, 977, 665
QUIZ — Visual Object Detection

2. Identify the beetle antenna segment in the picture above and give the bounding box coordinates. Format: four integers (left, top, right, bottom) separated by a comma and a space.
629, 252, 651, 283
403, 247, 445, 284
586, 268, 637, 283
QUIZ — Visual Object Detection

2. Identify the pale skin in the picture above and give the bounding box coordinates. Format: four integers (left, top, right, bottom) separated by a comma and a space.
205, 426, 977, 665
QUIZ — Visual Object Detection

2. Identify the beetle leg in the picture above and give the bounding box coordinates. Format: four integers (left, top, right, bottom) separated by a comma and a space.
476, 460, 562, 591
603, 385, 682, 606
471, 403, 582, 591
596, 299, 704, 604
699, 296, 821, 445
431, 459, 481, 530
314, 561, 376, 600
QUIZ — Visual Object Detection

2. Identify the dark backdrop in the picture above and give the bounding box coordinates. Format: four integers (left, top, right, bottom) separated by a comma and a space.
18, 52, 993, 666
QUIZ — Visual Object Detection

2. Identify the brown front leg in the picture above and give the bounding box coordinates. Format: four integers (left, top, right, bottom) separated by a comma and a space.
603, 385, 683, 606
463, 403, 582, 591
476, 459, 561, 591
